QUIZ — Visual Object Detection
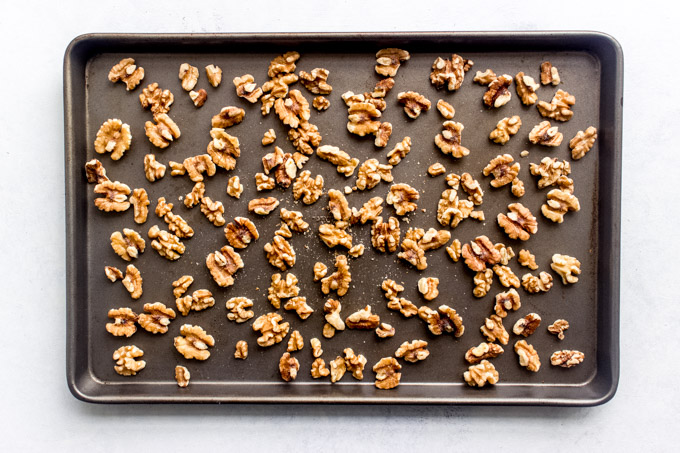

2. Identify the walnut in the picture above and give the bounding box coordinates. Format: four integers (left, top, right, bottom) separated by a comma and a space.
232, 74, 263, 103
551, 350, 585, 368
518, 249, 538, 270
174, 324, 214, 360
85, 159, 109, 184
460, 173, 484, 205
473, 69, 497, 85
415, 277, 439, 301
482, 154, 519, 188
515, 340, 541, 372
373, 357, 402, 390
371, 216, 400, 252
473, 269, 493, 298
312, 263, 328, 283
330, 356, 347, 382
465, 343, 504, 364
94, 119, 132, 160
340, 348, 366, 380
223, 176, 243, 200
204, 64, 222, 87
279, 352, 300, 382
529, 121, 563, 146
480, 315, 509, 345
309, 96, 329, 111
255, 173, 276, 191
489, 116, 522, 145
264, 235, 296, 270
436, 189, 474, 228
386, 183, 419, 216
348, 244, 365, 258
511, 178, 525, 197
262, 74, 298, 99
138, 302, 176, 334
446, 173, 461, 189
542, 189, 580, 223
147, 225, 184, 260
513, 313, 542, 337
180, 154, 215, 183
143, 154, 166, 182
540, 61, 560, 85
311, 358, 330, 378
326, 189, 351, 222
380, 279, 403, 300
446, 238, 462, 262
374, 122, 392, 148
275, 90, 311, 129
393, 340, 428, 363
430, 54, 472, 90
110, 229, 145, 261
284, 297, 314, 320
344, 305, 379, 330
537, 89, 575, 121
321, 255, 351, 296
221, 298, 254, 325
178, 289, 215, 316
342, 91, 386, 111
286, 330, 304, 353
515, 72, 540, 105
224, 217, 259, 249
356, 159, 393, 191
316, 145, 360, 176
156, 198, 194, 238
175, 366, 190, 387
200, 197, 225, 227
521, 271, 553, 293
569, 126, 598, 160
178, 63, 199, 91
386, 297, 418, 318
324, 299, 346, 331
496, 203, 538, 242
418, 305, 465, 337
352, 197, 384, 225
496, 242, 517, 265
145, 113, 181, 148
548, 319, 570, 340
288, 121, 322, 155
375, 48, 410, 76
386, 137, 412, 166
212, 106, 245, 129
494, 288, 521, 318
171, 275, 193, 298
375, 323, 396, 339
206, 245, 244, 287
347, 102, 382, 136
169, 161, 186, 176
108, 58, 144, 90
462, 236, 502, 272
104, 266, 123, 282
483, 74, 513, 108
253, 312, 290, 347
435, 121, 470, 158
248, 197, 280, 215
428, 163, 446, 176
112, 345, 146, 376
207, 128, 240, 171
297, 67, 331, 94
261, 129, 277, 146
106, 308, 137, 337
189, 89, 207, 107
268, 51, 300, 77
229, 341, 248, 360
436, 99, 455, 119
397, 91, 431, 119
551, 254, 581, 284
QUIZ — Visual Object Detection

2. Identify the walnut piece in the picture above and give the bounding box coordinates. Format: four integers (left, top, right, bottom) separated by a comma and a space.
446, 238, 462, 262
248, 197, 280, 215
515, 340, 541, 372
286, 330, 304, 352
436, 99, 455, 119
462, 236, 502, 272
497, 203, 538, 241
548, 319, 570, 340
262, 128, 276, 146
189, 89, 207, 107
280, 208, 309, 233
480, 314, 509, 345
108, 58, 144, 90
85, 159, 109, 184
529, 121, 563, 146
418, 277, 439, 300
200, 197, 225, 227
138, 302, 176, 334
291, 170, 324, 205
176, 289, 215, 316
435, 121, 470, 158
230, 340, 248, 360
518, 249, 538, 270
464, 360, 498, 387
483, 155, 520, 189
169, 161, 186, 176
324, 299, 346, 331
489, 116, 522, 145
551, 254, 581, 284
255, 173, 276, 191
174, 324, 215, 360
253, 312, 290, 347
376, 323, 396, 338
110, 228, 145, 261
371, 216, 400, 252
313, 96, 330, 111
542, 189, 580, 223
225, 176, 243, 199
381, 279, 404, 299
288, 120, 322, 155
395, 340, 429, 363
430, 54, 472, 91
375, 48, 410, 76
106, 308, 137, 337
473, 269, 493, 298
175, 366, 190, 387
224, 297, 254, 324
352, 197, 384, 225
342, 91, 386, 111
347, 102, 382, 137
279, 352, 300, 382
224, 217, 259, 249
330, 356, 347, 382
311, 358, 330, 378
284, 297, 314, 320
139, 82, 174, 115
348, 243, 365, 258
346, 305, 380, 330
207, 128, 240, 171
551, 350, 585, 368
419, 305, 464, 337
428, 163, 446, 176
494, 288, 521, 318
172, 275, 193, 297
212, 106, 245, 128
178, 63, 199, 91
356, 159, 393, 191
145, 113, 180, 148
148, 225, 185, 260
465, 343, 504, 364
143, 154, 165, 182
570, 126, 598, 160
113, 345, 146, 376
343, 348, 368, 380
264, 235, 296, 270
374, 122, 392, 148
262, 74, 298, 100
182, 154, 216, 183
327, 189, 351, 222
94, 119, 131, 160
483, 74, 513, 108
204, 64, 222, 87
540, 61, 560, 85
104, 266, 123, 282
313, 262, 328, 282
397, 91, 431, 119
387, 297, 418, 318
275, 90, 311, 129
537, 89, 575, 121
386, 137, 412, 166
473, 69, 497, 85
460, 172, 484, 205
437, 189, 474, 228
386, 183, 419, 216
299, 68, 332, 94
156, 198, 194, 239
321, 255, 351, 296
515, 72, 540, 105
373, 357, 402, 389
233, 74, 263, 103
513, 313, 542, 337
268, 51, 300, 77
206, 245, 244, 287
316, 145, 360, 177
521, 272, 554, 293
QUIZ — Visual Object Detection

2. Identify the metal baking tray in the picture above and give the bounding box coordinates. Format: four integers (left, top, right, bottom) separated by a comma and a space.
64, 32, 622, 405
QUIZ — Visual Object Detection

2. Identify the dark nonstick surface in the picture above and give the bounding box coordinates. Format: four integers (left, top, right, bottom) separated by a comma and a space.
65, 32, 622, 404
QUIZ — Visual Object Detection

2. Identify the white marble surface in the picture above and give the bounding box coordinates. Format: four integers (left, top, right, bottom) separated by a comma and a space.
1, 0, 678, 450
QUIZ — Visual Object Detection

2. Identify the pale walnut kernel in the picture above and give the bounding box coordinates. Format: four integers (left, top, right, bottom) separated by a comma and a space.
143, 154, 166, 182
318, 223, 352, 249
189, 289, 216, 315
347, 102, 382, 137
288, 120, 322, 155
178, 63, 199, 91
373, 357, 402, 390
169, 161, 185, 176
348, 244, 365, 258
324, 299, 346, 332
386, 137, 412, 166
291, 170, 324, 205
342, 91, 386, 111
223, 177, 243, 200
541, 61, 560, 85
129, 189, 149, 225
308, 338, 323, 358
436, 99, 455, 119
255, 173, 276, 191
212, 106, 245, 128
489, 116, 522, 145
430, 54, 473, 91
105, 266, 123, 282
233, 74, 263, 103
460, 173, 484, 205
172, 275, 193, 298
551, 254, 581, 284
175, 366, 190, 387
381, 279, 404, 299
518, 249, 538, 270
313, 96, 330, 111
473, 69, 497, 85
435, 121, 470, 158
316, 145, 360, 177
515, 72, 540, 105
395, 340, 429, 363
446, 238, 462, 262
542, 189, 580, 223
537, 89, 575, 122
483, 74, 513, 108
481, 315, 509, 345
174, 324, 215, 360
207, 128, 240, 171
275, 90, 311, 129
253, 312, 290, 347
446, 173, 461, 189
313, 263, 328, 282
570, 127, 598, 160
182, 154, 216, 183
262, 74, 298, 100
513, 313, 542, 337
387, 297, 418, 318
497, 203, 538, 241
110, 228, 145, 261
287, 330, 304, 353
398, 238, 426, 270
226, 297, 255, 323
473, 269, 493, 298
268, 51, 300, 77
436, 189, 474, 228
371, 216, 400, 252
156, 198, 194, 239
428, 163, 446, 176
106, 308, 138, 337
262, 129, 276, 146
346, 305, 380, 330
85, 159, 109, 184
397, 91, 431, 119
205, 64, 222, 87
108, 58, 144, 91
248, 197, 280, 215
494, 288, 521, 318
372, 77, 395, 98
462, 236, 502, 272
299, 68, 332, 94
321, 255, 351, 296
276, 223, 293, 238
511, 178, 525, 197
344, 348, 368, 380
356, 159, 393, 191
530, 157, 572, 189
311, 358, 330, 378
464, 360, 499, 387
375, 48, 410, 76
353, 197, 384, 225
386, 183, 419, 216
521, 272, 554, 293
418, 305, 465, 337
264, 235, 296, 271
496, 242, 516, 265
374, 122, 392, 148
94, 119, 131, 160
548, 319, 570, 340
232, 340, 248, 360
529, 121, 563, 147
138, 302, 176, 334
551, 350, 585, 368
189, 89, 207, 107
145, 114, 180, 148
200, 197, 226, 227
515, 340, 541, 372
284, 297, 314, 320
148, 225, 185, 260
376, 323, 396, 338
418, 277, 439, 300
329, 356, 347, 383
113, 345, 146, 376
279, 208, 309, 233
465, 343, 504, 364
206, 245, 244, 287
278, 353, 300, 382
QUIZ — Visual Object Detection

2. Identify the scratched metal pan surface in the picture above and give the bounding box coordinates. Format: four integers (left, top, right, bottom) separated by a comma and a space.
64, 32, 622, 405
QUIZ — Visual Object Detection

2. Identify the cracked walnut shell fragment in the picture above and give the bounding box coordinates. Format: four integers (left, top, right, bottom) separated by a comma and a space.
94, 119, 131, 160
206, 245, 243, 287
